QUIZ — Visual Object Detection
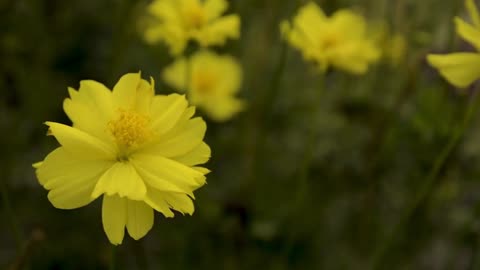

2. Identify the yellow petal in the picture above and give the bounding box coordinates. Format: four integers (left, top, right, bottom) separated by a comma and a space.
162, 192, 195, 215
331, 41, 380, 74
292, 2, 326, 45
63, 80, 114, 142
204, 0, 227, 20
189, 51, 242, 96
92, 162, 147, 200
144, 24, 188, 55
102, 195, 127, 245
147, 0, 177, 20
145, 188, 194, 216
466, 0, 480, 28
150, 94, 189, 134
173, 142, 211, 166
331, 9, 366, 38
135, 78, 155, 115
202, 97, 245, 122
197, 15, 240, 46
132, 161, 189, 193
36, 147, 112, 209
37, 147, 111, 188
145, 117, 206, 157
427, 53, 480, 88
193, 166, 211, 176
144, 188, 175, 218
131, 153, 206, 192
112, 72, 142, 109
455, 17, 480, 51
144, 0, 188, 56
32, 162, 42, 169
162, 59, 188, 92
126, 200, 154, 240
159, 26, 189, 56
46, 122, 116, 160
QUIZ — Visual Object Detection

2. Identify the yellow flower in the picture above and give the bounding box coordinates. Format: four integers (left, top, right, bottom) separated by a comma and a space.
162, 50, 244, 122
143, 0, 240, 55
427, 0, 480, 88
34, 73, 210, 245
281, 2, 380, 74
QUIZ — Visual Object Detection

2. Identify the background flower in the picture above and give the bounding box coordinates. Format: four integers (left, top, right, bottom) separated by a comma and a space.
143, 0, 240, 55
281, 2, 380, 74
427, 0, 480, 88
163, 50, 244, 122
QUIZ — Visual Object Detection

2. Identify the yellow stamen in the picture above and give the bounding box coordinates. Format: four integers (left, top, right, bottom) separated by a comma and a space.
108, 109, 151, 150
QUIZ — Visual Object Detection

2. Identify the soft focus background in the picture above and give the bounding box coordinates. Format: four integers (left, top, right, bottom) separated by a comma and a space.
2, 0, 480, 269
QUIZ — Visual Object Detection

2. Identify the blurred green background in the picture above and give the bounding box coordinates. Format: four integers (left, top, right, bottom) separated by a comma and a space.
3, 0, 480, 269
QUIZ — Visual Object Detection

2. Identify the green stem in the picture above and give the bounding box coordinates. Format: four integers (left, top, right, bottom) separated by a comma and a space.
109, 245, 117, 270
282, 73, 325, 259
262, 41, 288, 116
370, 90, 480, 270
295, 73, 325, 205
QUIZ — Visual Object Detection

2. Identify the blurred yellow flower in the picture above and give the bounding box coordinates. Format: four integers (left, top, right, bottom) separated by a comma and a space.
34, 73, 210, 245
143, 0, 240, 55
427, 0, 480, 88
163, 50, 244, 122
281, 2, 380, 74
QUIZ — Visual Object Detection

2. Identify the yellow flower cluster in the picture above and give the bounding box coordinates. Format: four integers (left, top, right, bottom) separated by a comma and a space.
144, 0, 245, 122
427, 0, 480, 88
281, 2, 380, 74
35, 73, 210, 244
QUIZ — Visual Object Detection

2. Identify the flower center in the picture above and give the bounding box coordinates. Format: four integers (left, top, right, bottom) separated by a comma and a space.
184, 4, 207, 29
108, 109, 151, 153
193, 71, 216, 95
320, 33, 342, 51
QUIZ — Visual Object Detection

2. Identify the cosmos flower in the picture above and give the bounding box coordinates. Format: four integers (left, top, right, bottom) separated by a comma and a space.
163, 50, 244, 122
34, 73, 210, 245
281, 2, 380, 74
427, 0, 480, 88
143, 0, 240, 55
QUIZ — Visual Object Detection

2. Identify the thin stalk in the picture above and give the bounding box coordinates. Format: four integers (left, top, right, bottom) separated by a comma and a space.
282, 72, 325, 259
261, 41, 288, 117
109, 245, 117, 270
295, 73, 325, 206
370, 91, 480, 270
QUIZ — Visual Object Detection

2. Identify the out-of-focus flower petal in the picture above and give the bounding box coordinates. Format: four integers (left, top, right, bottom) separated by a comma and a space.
427, 53, 480, 88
